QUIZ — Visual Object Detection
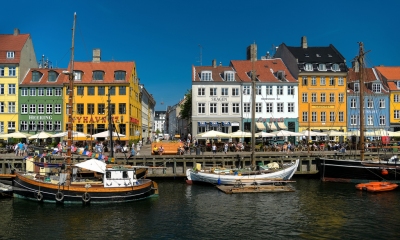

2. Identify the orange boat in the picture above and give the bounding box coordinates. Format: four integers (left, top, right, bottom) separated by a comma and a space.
356, 182, 398, 192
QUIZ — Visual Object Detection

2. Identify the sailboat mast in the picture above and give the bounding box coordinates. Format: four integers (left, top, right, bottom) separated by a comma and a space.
251, 52, 256, 168
358, 42, 365, 161
66, 13, 76, 183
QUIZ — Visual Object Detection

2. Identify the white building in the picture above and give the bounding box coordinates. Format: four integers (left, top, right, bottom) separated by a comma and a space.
154, 111, 166, 135
140, 84, 156, 143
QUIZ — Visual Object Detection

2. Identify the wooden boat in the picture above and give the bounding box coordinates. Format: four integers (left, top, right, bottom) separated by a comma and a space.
356, 182, 398, 192
12, 13, 158, 204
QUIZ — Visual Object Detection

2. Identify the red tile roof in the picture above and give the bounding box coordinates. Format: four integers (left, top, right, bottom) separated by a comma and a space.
192, 65, 238, 82
62, 61, 135, 84
387, 81, 399, 91
375, 66, 400, 80
20, 68, 66, 86
230, 59, 297, 83
0, 34, 30, 63
347, 68, 377, 83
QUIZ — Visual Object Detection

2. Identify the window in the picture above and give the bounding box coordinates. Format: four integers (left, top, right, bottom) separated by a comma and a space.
266, 86, 273, 95
20, 121, 28, 131
277, 103, 283, 113
332, 63, 340, 71
224, 71, 235, 81
38, 121, 44, 131
0, 67, 3, 76
46, 121, 53, 131
221, 88, 228, 96
114, 71, 126, 80
354, 83, 360, 92
0, 102, 4, 113
209, 103, 217, 114
318, 64, 326, 71
321, 112, 326, 122
48, 71, 57, 82
29, 121, 36, 131
351, 98, 356, 108
46, 88, 53, 96
98, 86, 105, 95
350, 115, 357, 125
55, 121, 61, 131
119, 86, 126, 95
201, 71, 212, 81
311, 76, 316, 85
302, 112, 308, 122
232, 88, 239, 96
338, 77, 344, 85
379, 99, 385, 108
256, 86, 261, 95
8, 84, 16, 94
266, 103, 273, 113
87, 104, 94, 114
73, 71, 82, 80
256, 103, 262, 113
329, 77, 335, 86
107, 87, 115, 96
329, 93, 335, 102
302, 93, 308, 102
46, 104, 52, 114
119, 103, 126, 114
7, 52, 14, 58
8, 67, 16, 76
320, 76, 326, 85
276, 86, 283, 95
8, 121, 15, 132
372, 83, 381, 93
209, 88, 217, 96
21, 88, 28, 96
87, 86, 95, 95
55, 88, 62, 96
311, 93, 317, 102
32, 71, 41, 82
339, 112, 344, 122
77, 104, 84, 114
312, 112, 317, 122
367, 115, 373, 126
198, 103, 205, 114
320, 93, 326, 102
395, 95, 400, 103
339, 93, 344, 102
76, 124, 84, 133
304, 63, 313, 71
87, 124, 94, 134
0, 84, 3, 95
29, 104, 36, 114
8, 102, 15, 113
93, 71, 104, 80
287, 86, 294, 95
243, 103, 250, 113
232, 103, 239, 113
109, 104, 115, 114
221, 103, 228, 114
395, 110, 400, 119
379, 116, 385, 126
30, 88, 36, 96
243, 86, 250, 95
77, 86, 84, 95
0, 121, 3, 133
288, 103, 294, 113
55, 104, 61, 114
119, 124, 126, 135
98, 104, 105, 114
38, 104, 44, 114
38, 88, 44, 96
198, 88, 205, 96
330, 112, 335, 122
367, 99, 373, 108
21, 104, 28, 114
302, 77, 308, 86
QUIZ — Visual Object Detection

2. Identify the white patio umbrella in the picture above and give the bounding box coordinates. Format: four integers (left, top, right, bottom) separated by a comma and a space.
300, 130, 327, 137
92, 131, 125, 138
197, 130, 230, 138
230, 130, 252, 138
256, 132, 276, 138
326, 130, 346, 137
52, 131, 90, 138
271, 130, 303, 137
28, 131, 53, 139
0, 131, 32, 138
346, 130, 360, 136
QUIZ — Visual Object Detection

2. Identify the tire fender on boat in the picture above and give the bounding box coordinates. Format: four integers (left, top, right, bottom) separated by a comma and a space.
55, 192, 64, 202
36, 192, 43, 202
82, 192, 91, 203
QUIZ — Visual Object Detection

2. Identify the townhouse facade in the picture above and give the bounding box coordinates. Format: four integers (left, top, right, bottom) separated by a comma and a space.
139, 84, 156, 142
154, 111, 166, 136
0, 29, 38, 135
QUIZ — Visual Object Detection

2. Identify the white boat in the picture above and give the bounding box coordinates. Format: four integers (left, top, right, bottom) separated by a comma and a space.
186, 159, 299, 185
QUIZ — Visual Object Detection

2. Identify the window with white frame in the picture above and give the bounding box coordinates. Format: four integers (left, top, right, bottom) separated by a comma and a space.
330, 93, 335, 102
8, 121, 15, 132
379, 116, 385, 126
379, 99, 385, 108
21, 104, 28, 114
21, 88, 28, 96
221, 103, 228, 113
395, 95, 400, 102
30, 88, 36, 96
232, 103, 239, 113
339, 112, 344, 122
367, 115, 373, 125
55, 104, 61, 114
20, 121, 28, 131
29, 104, 36, 114
354, 83, 360, 92
351, 98, 356, 108
55, 88, 62, 96
201, 71, 212, 81
221, 88, 228, 96
266, 86, 273, 95
29, 121, 36, 131
312, 112, 317, 122
338, 77, 344, 85
302, 112, 308, 122
73, 71, 82, 80
304, 63, 313, 71
46, 121, 53, 131
255, 103, 262, 113
55, 121, 61, 131
38, 104, 44, 114
38, 88, 44, 96
46, 88, 53, 96
7, 52, 14, 58
288, 103, 294, 113
339, 93, 344, 102
37, 121, 44, 131
367, 99, 373, 108
8, 102, 15, 113
8, 84, 15, 94
311, 93, 317, 102
232, 88, 239, 96
0, 102, 4, 113
198, 103, 205, 114
243, 86, 250, 95
276, 86, 283, 95
287, 86, 294, 95
0, 67, 3, 76
318, 64, 326, 71
350, 115, 357, 125
332, 63, 340, 71
0, 121, 3, 133
209, 88, 217, 96
0, 84, 4, 94
320, 76, 326, 85
330, 112, 335, 122
243, 103, 250, 113
198, 87, 205, 96
8, 67, 16, 76
277, 103, 283, 113
372, 83, 381, 93
302, 76, 308, 86
311, 76, 316, 85
266, 103, 272, 113
224, 71, 235, 81
329, 77, 335, 86
46, 104, 52, 114
256, 86, 261, 95
321, 112, 326, 122
395, 110, 400, 119
302, 93, 308, 102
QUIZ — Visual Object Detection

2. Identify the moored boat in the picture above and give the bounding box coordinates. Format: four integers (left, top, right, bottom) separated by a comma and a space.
356, 181, 398, 192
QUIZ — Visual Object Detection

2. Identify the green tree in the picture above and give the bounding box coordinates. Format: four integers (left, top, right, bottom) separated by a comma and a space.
180, 89, 192, 120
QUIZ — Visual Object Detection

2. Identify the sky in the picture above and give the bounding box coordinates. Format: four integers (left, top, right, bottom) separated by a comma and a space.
2, 0, 400, 110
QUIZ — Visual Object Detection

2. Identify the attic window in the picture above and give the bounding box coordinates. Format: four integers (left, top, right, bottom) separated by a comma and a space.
7, 51, 14, 59
48, 71, 58, 82
328, 54, 332, 57
114, 71, 126, 80
316, 54, 321, 57
93, 71, 104, 80
201, 71, 212, 81
397, 81, 400, 89
332, 63, 340, 71
305, 54, 309, 57
73, 71, 83, 80
304, 63, 313, 71
318, 64, 327, 71
372, 83, 381, 93
31, 71, 42, 82
224, 71, 235, 81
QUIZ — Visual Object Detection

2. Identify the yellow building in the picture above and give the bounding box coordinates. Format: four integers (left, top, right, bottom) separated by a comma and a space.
62, 49, 141, 145
0, 29, 37, 135
275, 36, 348, 135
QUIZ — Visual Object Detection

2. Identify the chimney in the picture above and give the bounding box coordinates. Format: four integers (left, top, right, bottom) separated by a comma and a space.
301, 36, 307, 49
246, 43, 257, 62
352, 60, 359, 73
212, 59, 217, 68
14, 28, 20, 36
92, 48, 101, 63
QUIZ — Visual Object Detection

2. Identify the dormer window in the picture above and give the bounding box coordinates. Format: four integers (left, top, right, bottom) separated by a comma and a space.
397, 81, 400, 89
332, 63, 340, 71
224, 71, 235, 81
318, 63, 326, 71
32, 71, 42, 82
74, 71, 83, 80
48, 71, 58, 82
372, 83, 381, 93
201, 71, 212, 81
93, 71, 104, 80
114, 71, 126, 80
354, 83, 360, 92
6, 51, 14, 59
316, 54, 321, 57
304, 63, 313, 71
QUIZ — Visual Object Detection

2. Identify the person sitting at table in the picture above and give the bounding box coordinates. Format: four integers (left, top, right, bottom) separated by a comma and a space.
153, 145, 159, 155
158, 145, 164, 155
178, 145, 185, 155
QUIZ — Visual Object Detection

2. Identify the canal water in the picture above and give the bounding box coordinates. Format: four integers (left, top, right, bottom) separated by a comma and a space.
1, 178, 399, 240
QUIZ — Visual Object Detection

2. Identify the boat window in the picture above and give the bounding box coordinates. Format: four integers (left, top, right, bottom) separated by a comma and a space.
123, 171, 128, 178
106, 171, 111, 179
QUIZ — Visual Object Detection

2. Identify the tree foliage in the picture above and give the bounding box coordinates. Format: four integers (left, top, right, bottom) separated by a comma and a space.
180, 89, 192, 120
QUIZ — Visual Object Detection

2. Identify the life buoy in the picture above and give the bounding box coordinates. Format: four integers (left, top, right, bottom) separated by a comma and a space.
55, 192, 64, 202
82, 192, 91, 203
36, 192, 43, 202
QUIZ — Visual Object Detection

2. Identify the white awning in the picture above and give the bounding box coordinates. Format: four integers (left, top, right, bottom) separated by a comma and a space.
277, 122, 287, 130
256, 122, 266, 130
266, 122, 277, 131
